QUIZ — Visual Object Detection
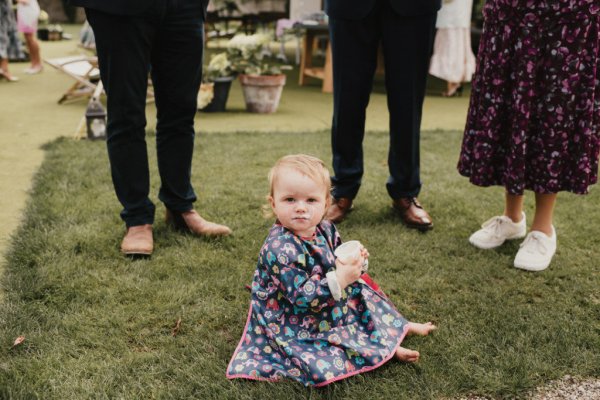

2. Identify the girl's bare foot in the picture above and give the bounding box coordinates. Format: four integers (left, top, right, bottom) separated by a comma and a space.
407, 321, 437, 336
395, 346, 420, 363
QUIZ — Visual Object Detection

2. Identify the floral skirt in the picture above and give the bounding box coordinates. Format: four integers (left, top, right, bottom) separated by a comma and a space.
458, 0, 600, 194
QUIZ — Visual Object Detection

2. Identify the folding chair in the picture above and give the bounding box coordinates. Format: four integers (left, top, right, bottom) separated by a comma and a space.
44, 55, 155, 105
44, 56, 101, 104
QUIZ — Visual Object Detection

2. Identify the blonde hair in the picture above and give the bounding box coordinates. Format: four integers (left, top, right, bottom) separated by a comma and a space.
264, 154, 332, 217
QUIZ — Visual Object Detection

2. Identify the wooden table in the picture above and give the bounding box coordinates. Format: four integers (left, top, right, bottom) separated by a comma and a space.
298, 23, 385, 94
298, 23, 333, 93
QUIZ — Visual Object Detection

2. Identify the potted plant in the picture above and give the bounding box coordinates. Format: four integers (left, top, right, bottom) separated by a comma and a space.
227, 33, 290, 114
199, 52, 235, 112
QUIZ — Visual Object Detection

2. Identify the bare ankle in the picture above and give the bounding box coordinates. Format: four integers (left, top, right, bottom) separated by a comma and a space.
530, 224, 554, 236
504, 212, 523, 223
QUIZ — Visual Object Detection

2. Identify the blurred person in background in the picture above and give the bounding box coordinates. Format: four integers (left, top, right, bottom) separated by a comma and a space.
16, 0, 42, 74
0, 0, 21, 81
429, 0, 476, 97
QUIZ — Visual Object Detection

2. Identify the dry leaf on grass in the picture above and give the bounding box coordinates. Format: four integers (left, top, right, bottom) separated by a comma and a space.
172, 318, 182, 337
12, 336, 25, 347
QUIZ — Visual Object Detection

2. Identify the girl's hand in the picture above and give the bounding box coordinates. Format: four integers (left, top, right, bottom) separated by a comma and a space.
360, 246, 370, 262
17, 0, 30, 4
335, 244, 368, 290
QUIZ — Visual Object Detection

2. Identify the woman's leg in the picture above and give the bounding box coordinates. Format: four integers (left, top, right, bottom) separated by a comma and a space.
0, 58, 16, 80
24, 33, 42, 69
504, 193, 525, 222
443, 81, 462, 97
0, 57, 8, 74
531, 193, 557, 236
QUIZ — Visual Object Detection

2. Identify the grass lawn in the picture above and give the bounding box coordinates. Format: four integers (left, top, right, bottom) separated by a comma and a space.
0, 129, 598, 399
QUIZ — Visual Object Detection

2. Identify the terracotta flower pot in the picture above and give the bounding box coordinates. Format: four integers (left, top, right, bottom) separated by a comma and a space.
238, 74, 286, 114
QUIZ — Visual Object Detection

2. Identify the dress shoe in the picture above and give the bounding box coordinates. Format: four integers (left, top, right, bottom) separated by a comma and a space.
121, 224, 153, 256
166, 209, 232, 236
324, 197, 353, 224
393, 197, 433, 231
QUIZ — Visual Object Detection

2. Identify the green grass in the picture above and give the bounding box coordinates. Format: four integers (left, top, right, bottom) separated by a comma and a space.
0, 130, 599, 399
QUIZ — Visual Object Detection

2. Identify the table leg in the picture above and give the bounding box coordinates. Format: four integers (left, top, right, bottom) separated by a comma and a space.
299, 30, 314, 86
322, 41, 333, 93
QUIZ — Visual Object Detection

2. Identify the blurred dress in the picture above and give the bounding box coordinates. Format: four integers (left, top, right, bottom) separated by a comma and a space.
429, 0, 476, 83
17, 0, 40, 34
458, 0, 600, 195
0, 0, 25, 61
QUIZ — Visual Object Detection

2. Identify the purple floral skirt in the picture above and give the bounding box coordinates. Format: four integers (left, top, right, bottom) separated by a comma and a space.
458, 0, 600, 194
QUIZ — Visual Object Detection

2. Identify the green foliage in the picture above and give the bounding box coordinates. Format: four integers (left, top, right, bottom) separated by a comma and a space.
226, 33, 290, 76
0, 131, 598, 399
204, 52, 235, 82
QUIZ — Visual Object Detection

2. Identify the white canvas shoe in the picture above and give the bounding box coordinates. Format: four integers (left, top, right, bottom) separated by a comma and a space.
513, 226, 556, 272
469, 212, 527, 249
24, 65, 43, 75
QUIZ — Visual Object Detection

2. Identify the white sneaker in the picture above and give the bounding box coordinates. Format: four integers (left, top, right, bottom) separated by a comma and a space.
24, 65, 43, 74
514, 226, 557, 272
469, 212, 526, 249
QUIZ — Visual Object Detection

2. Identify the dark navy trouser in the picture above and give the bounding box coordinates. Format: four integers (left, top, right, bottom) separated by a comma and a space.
329, 0, 437, 200
86, 0, 204, 227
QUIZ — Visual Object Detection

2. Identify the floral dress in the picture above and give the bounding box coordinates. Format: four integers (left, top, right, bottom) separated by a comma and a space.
0, 0, 25, 60
226, 221, 409, 387
458, 0, 600, 194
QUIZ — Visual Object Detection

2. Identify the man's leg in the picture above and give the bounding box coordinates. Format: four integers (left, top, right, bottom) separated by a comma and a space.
151, 0, 203, 213
381, 8, 436, 230
381, 9, 436, 199
86, 8, 157, 227
329, 12, 381, 200
151, 0, 231, 236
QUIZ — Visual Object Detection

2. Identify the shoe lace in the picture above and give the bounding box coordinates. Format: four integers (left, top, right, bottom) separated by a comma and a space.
480, 216, 509, 239
407, 197, 423, 209
519, 232, 549, 255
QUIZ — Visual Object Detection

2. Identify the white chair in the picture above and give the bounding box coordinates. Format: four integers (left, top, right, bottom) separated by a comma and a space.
44, 56, 101, 104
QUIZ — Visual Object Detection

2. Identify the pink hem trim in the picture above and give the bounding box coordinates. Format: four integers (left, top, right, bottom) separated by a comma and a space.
226, 373, 281, 383
312, 322, 409, 387
226, 275, 410, 387
226, 298, 255, 378
227, 322, 410, 387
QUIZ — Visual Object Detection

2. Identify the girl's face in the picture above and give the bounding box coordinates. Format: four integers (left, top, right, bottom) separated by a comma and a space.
269, 167, 328, 238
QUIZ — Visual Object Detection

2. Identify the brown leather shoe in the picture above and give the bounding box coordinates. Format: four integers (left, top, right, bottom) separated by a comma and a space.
166, 209, 232, 236
393, 197, 433, 231
121, 224, 153, 256
324, 197, 354, 224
